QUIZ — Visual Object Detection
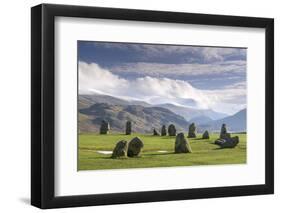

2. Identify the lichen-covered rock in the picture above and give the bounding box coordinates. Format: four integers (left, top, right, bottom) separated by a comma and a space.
125, 121, 132, 135
127, 137, 144, 157
175, 133, 192, 153
161, 125, 167, 136
202, 130, 210, 139
153, 128, 160, 136
168, 124, 176, 136
100, 120, 110, 134
111, 140, 128, 158
220, 123, 231, 139
188, 123, 197, 138
215, 136, 239, 148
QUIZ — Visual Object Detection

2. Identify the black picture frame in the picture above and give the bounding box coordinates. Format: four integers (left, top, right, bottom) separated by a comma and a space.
31, 3, 274, 209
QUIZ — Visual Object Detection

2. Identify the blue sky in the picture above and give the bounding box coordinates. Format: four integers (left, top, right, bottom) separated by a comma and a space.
78, 41, 247, 115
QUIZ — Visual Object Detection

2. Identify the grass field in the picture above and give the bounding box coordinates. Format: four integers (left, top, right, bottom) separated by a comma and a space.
78, 133, 246, 171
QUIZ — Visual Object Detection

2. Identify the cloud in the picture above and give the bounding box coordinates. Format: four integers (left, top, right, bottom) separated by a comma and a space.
79, 62, 246, 115
108, 60, 246, 78
79, 62, 127, 94
90, 42, 246, 63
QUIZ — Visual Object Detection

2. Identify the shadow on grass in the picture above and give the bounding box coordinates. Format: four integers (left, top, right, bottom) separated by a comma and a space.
212, 146, 242, 150
145, 152, 175, 156
212, 147, 224, 150
191, 138, 211, 141
150, 136, 175, 139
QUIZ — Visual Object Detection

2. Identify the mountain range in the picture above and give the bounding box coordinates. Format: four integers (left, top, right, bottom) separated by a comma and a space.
202, 108, 246, 132
79, 94, 246, 133
79, 102, 189, 133
156, 103, 227, 121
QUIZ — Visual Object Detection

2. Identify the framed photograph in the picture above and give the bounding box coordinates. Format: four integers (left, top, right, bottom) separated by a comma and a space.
31, 4, 274, 209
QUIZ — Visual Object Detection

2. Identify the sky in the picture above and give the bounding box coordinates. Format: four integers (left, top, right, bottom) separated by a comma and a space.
78, 41, 247, 115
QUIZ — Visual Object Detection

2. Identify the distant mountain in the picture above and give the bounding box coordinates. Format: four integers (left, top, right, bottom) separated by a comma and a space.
79, 94, 130, 109
156, 103, 228, 121
199, 109, 247, 132
79, 103, 190, 133
78, 94, 240, 134
189, 115, 213, 125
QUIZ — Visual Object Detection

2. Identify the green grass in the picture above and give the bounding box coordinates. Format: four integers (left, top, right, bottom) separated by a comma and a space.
78, 133, 246, 171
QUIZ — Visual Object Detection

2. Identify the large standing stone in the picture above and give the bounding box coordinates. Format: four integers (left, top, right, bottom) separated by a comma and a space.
215, 136, 239, 148
175, 133, 192, 153
220, 123, 231, 139
202, 130, 210, 139
153, 128, 160, 136
111, 140, 128, 158
188, 123, 197, 138
125, 121, 132, 135
168, 124, 176, 136
100, 120, 110, 134
161, 125, 167, 136
127, 137, 144, 157
214, 138, 225, 145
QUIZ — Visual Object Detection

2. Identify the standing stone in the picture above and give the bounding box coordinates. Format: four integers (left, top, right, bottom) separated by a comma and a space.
161, 125, 167, 136
175, 133, 192, 153
111, 140, 128, 158
214, 138, 225, 146
153, 128, 160, 136
168, 124, 176, 136
100, 120, 110, 134
202, 130, 210, 139
215, 136, 239, 148
125, 121, 132, 135
188, 123, 197, 138
220, 123, 231, 139
127, 137, 144, 157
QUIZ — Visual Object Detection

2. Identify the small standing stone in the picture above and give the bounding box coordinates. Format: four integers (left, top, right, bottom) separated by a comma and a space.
153, 128, 160, 136
220, 123, 231, 139
125, 121, 132, 135
188, 123, 197, 138
100, 120, 110, 134
127, 137, 144, 157
202, 130, 210, 139
168, 124, 176, 136
161, 125, 167, 136
215, 136, 239, 148
175, 133, 192, 153
111, 140, 128, 158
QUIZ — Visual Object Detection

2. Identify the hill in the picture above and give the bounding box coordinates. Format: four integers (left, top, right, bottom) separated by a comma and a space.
189, 115, 213, 125
79, 103, 190, 133
200, 108, 247, 132
156, 103, 228, 121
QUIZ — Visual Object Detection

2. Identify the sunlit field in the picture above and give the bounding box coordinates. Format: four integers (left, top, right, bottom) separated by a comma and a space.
78, 133, 246, 171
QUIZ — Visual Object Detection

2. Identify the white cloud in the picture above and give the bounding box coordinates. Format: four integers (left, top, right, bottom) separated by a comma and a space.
93, 42, 246, 63
108, 60, 246, 77
79, 62, 246, 114
79, 62, 127, 94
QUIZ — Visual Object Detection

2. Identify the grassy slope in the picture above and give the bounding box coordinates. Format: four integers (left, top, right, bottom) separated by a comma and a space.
78, 133, 246, 170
